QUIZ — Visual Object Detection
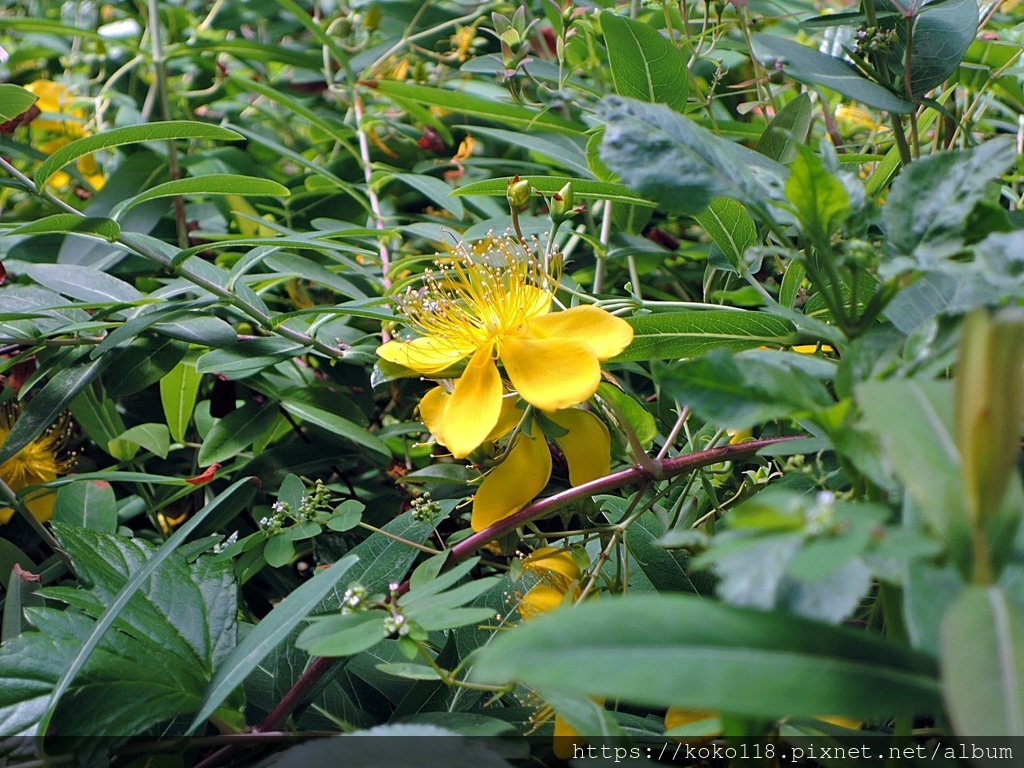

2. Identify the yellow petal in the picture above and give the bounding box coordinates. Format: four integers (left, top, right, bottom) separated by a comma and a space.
520, 284, 554, 320
23, 490, 56, 523
523, 546, 581, 581
500, 337, 600, 411
418, 386, 449, 441
548, 409, 610, 486
377, 336, 472, 375
471, 430, 551, 531
527, 305, 633, 359
441, 346, 502, 459
519, 583, 571, 621
486, 394, 522, 442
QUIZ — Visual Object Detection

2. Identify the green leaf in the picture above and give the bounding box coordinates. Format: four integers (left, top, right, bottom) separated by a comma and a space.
470, 594, 940, 718
108, 423, 171, 460
37, 478, 257, 740
196, 338, 307, 379
451, 175, 655, 207
52, 481, 117, 532
882, 137, 1017, 258
856, 380, 969, 552
0, 355, 111, 466
626, 512, 708, 594
694, 198, 757, 272
161, 359, 202, 444
2, 562, 43, 640
366, 80, 580, 136
35, 122, 243, 187
296, 611, 389, 657
751, 35, 915, 114
941, 585, 1024, 735
197, 402, 279, 466
755, 93, 813, 164
595, 382, 657, 449
654, 349, 833, 429
187, 553, 359, 732
111, 175, 290, 220
22, 263, 142, 304
879, 0, 978, 96
786, 144, 850, 244
601, 12, 688, 112
280, 398, 391, 464
6, 215, 121, 241
264, 535, 296, 568
612, 310, 796, 362
105, 337, 188, 397
0, 83, 38, 122
598, 96, 788, 216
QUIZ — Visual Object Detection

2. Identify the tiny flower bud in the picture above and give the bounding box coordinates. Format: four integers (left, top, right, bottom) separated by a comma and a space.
507, 175, 531, 208
550, 182, 575, 222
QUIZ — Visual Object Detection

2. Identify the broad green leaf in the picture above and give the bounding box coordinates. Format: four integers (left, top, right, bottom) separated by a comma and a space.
755, 93, 813, 164
387, 173, 464, 219
196, 338, 307, 379
462, 126, 593, 178
280, 398, 391, 463
366, 80, 580, 135
36, 121, 242, 187
70, 385, 130, 460
37, 478, 257, 740
878, 0, 978, 96
2, 562, 43, 640
653, 349, 833, 429
856, 379, 970, 558
0, 355, 111, 466
779, 260, 807, 309
6, 215, 121, 241
451, 175, 655, 207
695, 198, 757, 272
601, 12, 689, 112
941, 586, 1024, 735
612, 310, 796, 362
110, 175, 289, 220
108, 423, 171, 460
882, 137, 1017, 258
0, 83, 38, 122
187, 553, 359, 732
786, 144, 850, 244
296, 611, 389, 657
263, 253, 367, 299
751, 35, 915, 114
22, 263, 142, 304
197, 402, 279, 466
160, 359, 202, 444
104, 337, 188, 397
595, 382, 658, 449
598, 96, 788, 216
470, 594, 940, 718
52, 481, 117, 533
626, 512, 708, 594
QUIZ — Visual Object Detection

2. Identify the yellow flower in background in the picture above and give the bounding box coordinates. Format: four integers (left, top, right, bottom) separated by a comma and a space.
0, 404, 69, 525
471, 407, 611, 531
25, 80, 105, 191
377, 235, 632, 458
517, 546, 582, 620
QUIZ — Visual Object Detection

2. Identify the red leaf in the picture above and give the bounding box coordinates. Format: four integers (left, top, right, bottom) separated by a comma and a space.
186, 464, 220, 485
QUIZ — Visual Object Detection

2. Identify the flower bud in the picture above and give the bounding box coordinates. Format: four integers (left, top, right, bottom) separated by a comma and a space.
507, 175, 531, 208
550, 182, 576, 222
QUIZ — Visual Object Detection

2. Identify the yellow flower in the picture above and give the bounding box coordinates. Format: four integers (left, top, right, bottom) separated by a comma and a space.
0, 403, 69, 525
517, 546, 582, 620
25, 80, 105, 191
377, 235, 632, 458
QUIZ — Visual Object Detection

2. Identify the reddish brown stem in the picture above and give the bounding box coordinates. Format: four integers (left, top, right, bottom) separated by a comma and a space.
202, 435, 805, 766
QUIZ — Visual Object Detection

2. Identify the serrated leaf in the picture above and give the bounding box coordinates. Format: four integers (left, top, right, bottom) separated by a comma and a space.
601, 12, 689, 112
612, 310, 796, 362
36, 122, 243, 187
188, 553, 359, 731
